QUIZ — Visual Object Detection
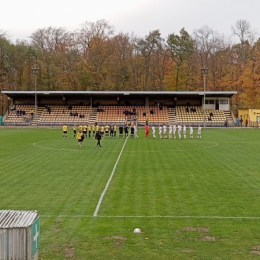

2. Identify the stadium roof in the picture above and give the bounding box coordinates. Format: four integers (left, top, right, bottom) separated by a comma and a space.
2, 91, 237, 100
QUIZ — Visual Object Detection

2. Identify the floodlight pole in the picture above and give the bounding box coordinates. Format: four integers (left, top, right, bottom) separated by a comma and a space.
32, 65, 40, 128
0, 92, 2, 116
0, 72, 6, 116
201, 68, 209, 127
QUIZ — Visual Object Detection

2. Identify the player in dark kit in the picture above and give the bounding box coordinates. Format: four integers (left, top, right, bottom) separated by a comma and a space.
119, 125, 123, 138
124, 125, 129, 138
130, 125, 134, 138
95, 130, 102, 147
73, 125, 76, 138
110, 125, 114, 138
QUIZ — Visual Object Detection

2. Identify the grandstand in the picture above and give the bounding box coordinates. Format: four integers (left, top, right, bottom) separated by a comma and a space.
1, 91, 237, 127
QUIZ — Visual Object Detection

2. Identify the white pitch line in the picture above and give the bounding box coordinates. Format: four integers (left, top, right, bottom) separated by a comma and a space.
33, 140, 218, 153
40, 215, 260, 220
123, 141, 219, 153
33, 142, 83, 152
93, 137, 128, 217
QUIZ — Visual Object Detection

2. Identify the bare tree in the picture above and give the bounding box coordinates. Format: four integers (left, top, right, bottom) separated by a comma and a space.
231, 19, 251, 43
30, 27, 72, 53
231, 19, 259, 63
0, 30, 9, 40
75, 20, 114, 60
193, 25, 224, 67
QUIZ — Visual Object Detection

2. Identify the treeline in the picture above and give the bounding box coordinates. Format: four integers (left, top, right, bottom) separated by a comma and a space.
0, 19, 260, 109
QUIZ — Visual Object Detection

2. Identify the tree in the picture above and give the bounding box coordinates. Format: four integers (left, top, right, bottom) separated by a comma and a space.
193, 25, 224, 90
231, 19, 251, 43
231, 19, 259, 62
74, 20, 115, 90
134, 30, 165, 90
110, 33, 133, 90
167, 28, 194, 90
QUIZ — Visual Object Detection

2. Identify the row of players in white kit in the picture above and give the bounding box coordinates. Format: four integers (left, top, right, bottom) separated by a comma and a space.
151, 125, 202, 139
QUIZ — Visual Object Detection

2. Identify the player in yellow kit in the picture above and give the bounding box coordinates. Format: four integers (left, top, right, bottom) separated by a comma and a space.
92, 124, 96, 138
62, 124, 68, 137
113, 124, 117, 137
78, 124, 83, 132
77, 130, 84, 147
100, 125, 104, 137
83, 124, 87, 137
105, 124, 109, 137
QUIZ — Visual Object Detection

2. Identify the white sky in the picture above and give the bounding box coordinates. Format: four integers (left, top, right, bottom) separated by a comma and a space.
1, 0, 260, 42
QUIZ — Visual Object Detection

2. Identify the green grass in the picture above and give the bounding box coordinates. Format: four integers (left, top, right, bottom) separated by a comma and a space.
1, 127, 260, 259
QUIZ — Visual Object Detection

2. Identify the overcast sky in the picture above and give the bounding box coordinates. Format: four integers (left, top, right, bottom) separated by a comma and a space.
1, 0, 260, 42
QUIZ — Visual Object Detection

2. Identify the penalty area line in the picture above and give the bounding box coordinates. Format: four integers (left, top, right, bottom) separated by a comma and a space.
93, 137, 128, 217
40, 215, 260, 220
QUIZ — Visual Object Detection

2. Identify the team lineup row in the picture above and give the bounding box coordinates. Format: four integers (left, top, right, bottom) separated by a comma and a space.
61, 123, 202, 140
147, 124, 202, 139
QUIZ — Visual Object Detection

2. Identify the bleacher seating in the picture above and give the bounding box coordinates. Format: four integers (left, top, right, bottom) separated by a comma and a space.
176, 106, 226, 125
4, 105, 34, 125
4, 104, 92, 126
96, 105, 169, 125
39, 105, 91, 125
4, 104, 227, 126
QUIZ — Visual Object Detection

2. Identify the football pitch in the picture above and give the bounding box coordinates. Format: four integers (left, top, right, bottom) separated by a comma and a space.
1, 127, 260, 259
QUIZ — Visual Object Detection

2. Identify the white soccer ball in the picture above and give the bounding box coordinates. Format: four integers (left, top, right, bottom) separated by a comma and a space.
134, 228, 141, 233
